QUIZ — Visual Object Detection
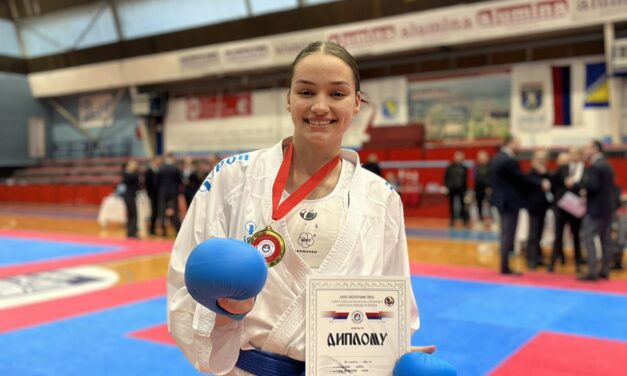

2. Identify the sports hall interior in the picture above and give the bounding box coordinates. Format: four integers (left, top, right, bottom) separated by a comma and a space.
0, 1, 626, 375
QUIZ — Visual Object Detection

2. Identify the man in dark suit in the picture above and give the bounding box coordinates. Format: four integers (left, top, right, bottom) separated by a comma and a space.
577, 140, 616, 281
157, 153, 183, 237
121, 159, 140, 238
549, 148, 584, 272
490, 136, 549, 275
143, 155, 163, 236
444, 151, 469, 227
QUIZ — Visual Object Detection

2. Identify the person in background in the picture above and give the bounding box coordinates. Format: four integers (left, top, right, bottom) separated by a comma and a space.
198, 154, 220, 180
157, 153, 183, 237
577, 140, 616, 281
121, 159, 140, 238
144, 155, 163, 236
444, 150, 468, 227
182, 156, 202, 208
385, 170, 401, 192
549, 148, 584, 272
610, 185, 625, 271
490, 135, 550, 275
362, 153, 383, 177
473, 150, 491, 223
525, 150, 552, 269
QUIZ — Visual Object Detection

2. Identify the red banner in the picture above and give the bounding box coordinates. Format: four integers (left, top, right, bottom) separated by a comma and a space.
186, 93, 252, 120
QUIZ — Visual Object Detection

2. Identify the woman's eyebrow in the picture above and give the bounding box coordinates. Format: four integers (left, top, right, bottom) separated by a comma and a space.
294, 79, 350, 87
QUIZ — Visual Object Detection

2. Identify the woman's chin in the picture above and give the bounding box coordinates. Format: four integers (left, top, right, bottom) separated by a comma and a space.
302, 133, 334, 146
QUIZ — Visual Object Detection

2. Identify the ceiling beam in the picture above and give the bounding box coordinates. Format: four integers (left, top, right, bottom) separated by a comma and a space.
22, 0, 490, 72
0, 0, 12, 19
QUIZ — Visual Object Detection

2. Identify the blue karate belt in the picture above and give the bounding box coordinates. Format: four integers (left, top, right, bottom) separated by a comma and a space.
236, 348, 306, 376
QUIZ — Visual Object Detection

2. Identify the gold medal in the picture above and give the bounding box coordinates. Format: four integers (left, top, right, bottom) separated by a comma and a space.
249, 225, 286, 267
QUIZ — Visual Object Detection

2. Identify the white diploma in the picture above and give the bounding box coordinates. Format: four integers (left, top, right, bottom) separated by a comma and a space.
306, 276, 410, 375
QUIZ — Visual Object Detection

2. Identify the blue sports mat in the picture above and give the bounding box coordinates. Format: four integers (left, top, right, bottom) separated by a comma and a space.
411, 277, 627, 374
0, 237, 114, 266
2, 276, 626, 375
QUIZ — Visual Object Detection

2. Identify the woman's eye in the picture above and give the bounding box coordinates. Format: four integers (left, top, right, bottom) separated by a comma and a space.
331, 91, 347, 98
298, 90, 313, 97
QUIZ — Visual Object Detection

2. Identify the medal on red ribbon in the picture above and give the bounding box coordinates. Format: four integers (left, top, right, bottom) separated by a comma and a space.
250, 225, 286, 267
249, 142, 340, 267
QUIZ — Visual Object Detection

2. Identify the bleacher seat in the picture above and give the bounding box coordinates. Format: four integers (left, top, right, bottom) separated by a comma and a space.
0, 157, 148, 205
362, 124, 425, 150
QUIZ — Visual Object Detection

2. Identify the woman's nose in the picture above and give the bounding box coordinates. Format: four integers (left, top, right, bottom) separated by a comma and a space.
311, 96, 330, 114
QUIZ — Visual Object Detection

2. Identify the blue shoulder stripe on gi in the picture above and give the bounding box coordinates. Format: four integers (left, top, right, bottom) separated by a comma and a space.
215, 153, 250, 174
199, 178, 212, 192
199, 153, 250, 193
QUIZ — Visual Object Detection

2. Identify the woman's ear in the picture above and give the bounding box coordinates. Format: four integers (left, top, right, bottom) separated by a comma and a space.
354, 91, 362, 114
286, 89, 291, 112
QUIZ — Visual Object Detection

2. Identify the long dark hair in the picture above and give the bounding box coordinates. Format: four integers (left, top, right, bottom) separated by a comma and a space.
289, 41, 361, 92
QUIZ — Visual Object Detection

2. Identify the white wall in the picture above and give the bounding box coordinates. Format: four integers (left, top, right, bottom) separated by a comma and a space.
165, 88, 290, 153
164, 76, 407, 153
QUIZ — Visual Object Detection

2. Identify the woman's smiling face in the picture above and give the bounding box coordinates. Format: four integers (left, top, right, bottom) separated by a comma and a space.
288, 52, 361, 148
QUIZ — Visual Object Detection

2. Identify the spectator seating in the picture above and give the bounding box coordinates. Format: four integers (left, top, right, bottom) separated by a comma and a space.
362, 124, 425, 150
0, 157, 148, 205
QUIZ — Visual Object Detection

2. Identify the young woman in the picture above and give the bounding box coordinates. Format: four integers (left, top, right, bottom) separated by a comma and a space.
167, 41, 422, 375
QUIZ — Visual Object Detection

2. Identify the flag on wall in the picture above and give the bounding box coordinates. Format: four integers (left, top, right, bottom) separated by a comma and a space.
551, 65, 571, 126
585, 62, 609, 107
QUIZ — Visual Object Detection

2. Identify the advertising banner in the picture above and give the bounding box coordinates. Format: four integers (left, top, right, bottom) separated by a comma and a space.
408, 72, 511, 140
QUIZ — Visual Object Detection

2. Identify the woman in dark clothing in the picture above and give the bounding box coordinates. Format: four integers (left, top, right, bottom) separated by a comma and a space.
526, 150, 552, 269
548, 151, 583, 271
121, 159, 140, 238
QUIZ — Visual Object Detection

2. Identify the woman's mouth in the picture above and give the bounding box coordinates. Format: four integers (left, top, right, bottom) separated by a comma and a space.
305, 119, 335, 126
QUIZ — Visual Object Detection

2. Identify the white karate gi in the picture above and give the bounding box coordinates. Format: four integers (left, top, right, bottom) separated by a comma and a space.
167, 137, 420, 375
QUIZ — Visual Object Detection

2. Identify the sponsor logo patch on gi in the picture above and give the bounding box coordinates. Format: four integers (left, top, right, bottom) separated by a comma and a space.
244, 221, 256, 243
299, 209, 317, 221
297, 232, 315, 248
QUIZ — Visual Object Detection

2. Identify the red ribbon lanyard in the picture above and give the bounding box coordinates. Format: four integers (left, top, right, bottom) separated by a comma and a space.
272, 143, 340, 221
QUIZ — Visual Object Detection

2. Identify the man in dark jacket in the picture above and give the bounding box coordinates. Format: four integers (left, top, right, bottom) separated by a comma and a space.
157, 153, 183, 237
444, 151, 468, 226
577, 140, 616, 281
182, 156, 202, 208
121, 159, 140, 238
490, 136, 549, 275
143, 155, 162, 236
